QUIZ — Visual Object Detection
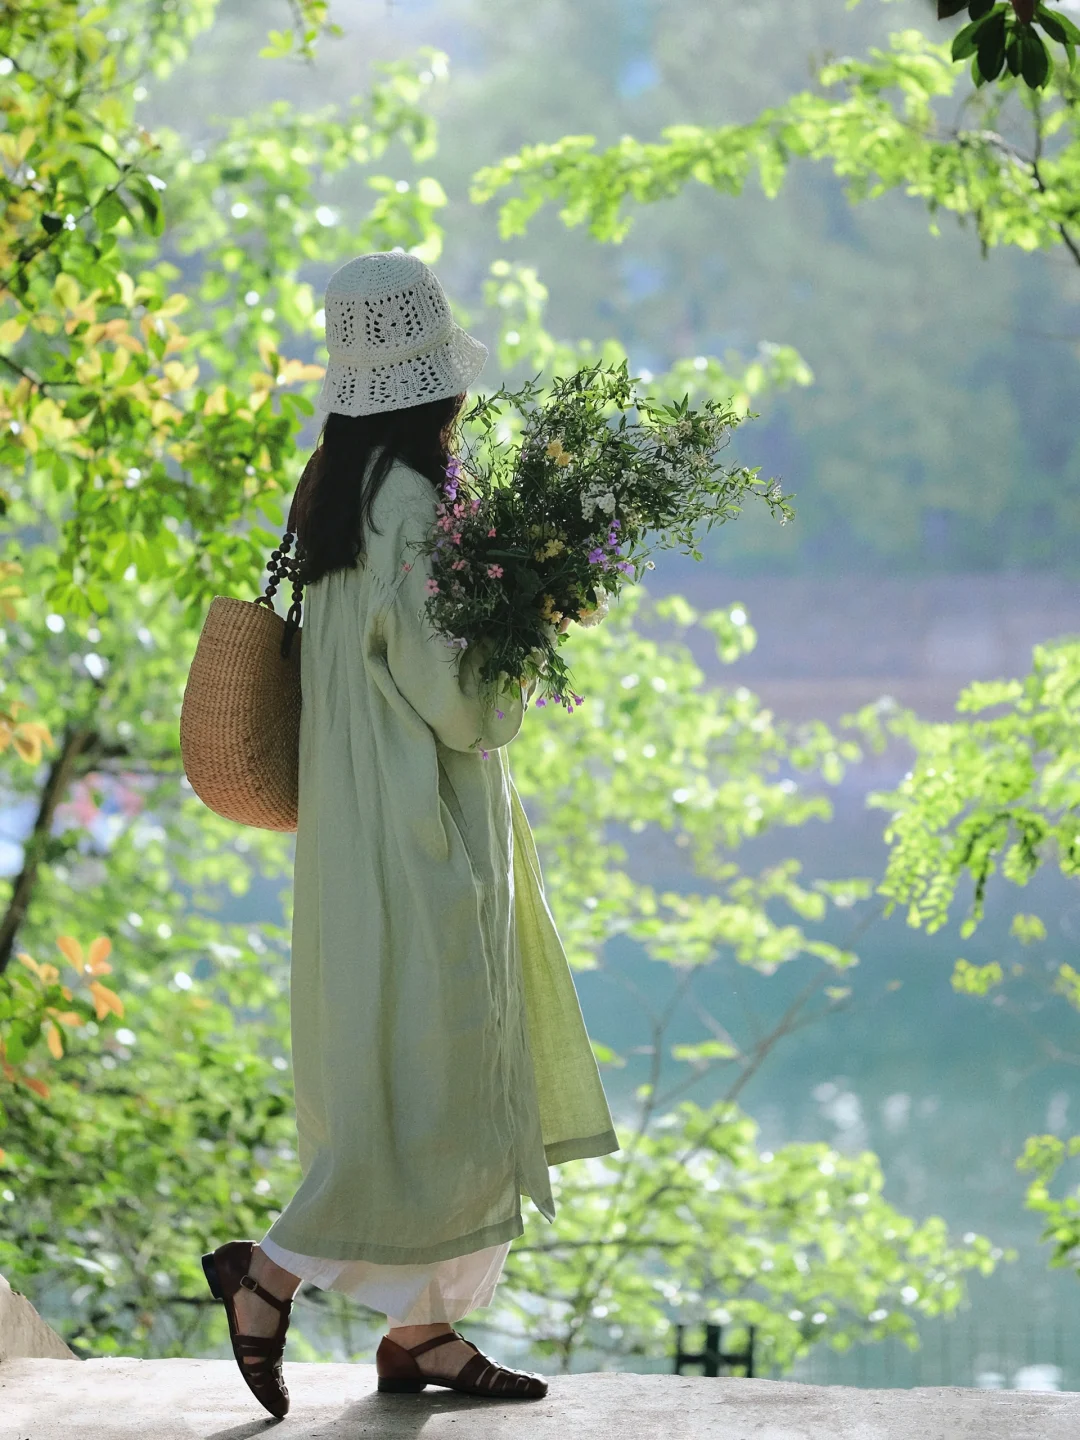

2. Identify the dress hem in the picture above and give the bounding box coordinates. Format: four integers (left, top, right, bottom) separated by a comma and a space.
544, 1128, 621, 1166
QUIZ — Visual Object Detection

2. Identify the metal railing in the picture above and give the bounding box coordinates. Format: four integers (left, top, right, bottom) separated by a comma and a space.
672, 1322, 755, 1378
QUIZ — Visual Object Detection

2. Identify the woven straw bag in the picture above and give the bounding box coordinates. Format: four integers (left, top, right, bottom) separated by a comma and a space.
180, 507, 305, 832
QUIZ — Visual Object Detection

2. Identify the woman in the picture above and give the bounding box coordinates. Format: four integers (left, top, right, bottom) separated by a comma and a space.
201, 252, 619, 1417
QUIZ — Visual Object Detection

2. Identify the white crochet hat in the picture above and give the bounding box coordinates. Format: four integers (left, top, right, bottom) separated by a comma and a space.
316, 252, 488, 419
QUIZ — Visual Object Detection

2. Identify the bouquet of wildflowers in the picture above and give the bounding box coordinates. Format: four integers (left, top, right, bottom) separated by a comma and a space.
408, 361, 791, 715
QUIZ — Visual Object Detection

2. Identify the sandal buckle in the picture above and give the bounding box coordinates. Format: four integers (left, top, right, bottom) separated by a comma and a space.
240, 1274, 258, 1291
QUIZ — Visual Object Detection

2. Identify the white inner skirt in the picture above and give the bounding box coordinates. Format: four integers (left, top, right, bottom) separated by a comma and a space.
260, 1233, 512, 1328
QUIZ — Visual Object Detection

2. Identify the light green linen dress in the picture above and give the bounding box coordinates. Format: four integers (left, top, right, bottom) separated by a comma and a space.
263, 456, 619, 1266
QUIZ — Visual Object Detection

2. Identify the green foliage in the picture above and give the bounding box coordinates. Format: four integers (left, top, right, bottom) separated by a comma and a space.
950, 957, 1004, 994
472, 20, 1080, 262
1017, 1133, 1080, 1276
510, 586, 862, 976
857, 640, 1080, 1284
0, 936, 295, 1355
0, 1, 449, 617
495, 1100, 998, 1372
862, 639, 1080, 936
936, 2, 1080, 89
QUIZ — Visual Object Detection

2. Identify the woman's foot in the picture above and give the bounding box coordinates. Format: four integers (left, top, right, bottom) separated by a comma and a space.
377, 1323, 549, 1398
231, 1246, 301, 1365
386, 1321, 475, 1379
201, 1240, 299, 1419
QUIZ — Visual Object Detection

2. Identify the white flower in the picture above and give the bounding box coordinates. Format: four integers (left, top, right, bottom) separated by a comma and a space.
581, 483, 618, 519
576, 589, 610, 627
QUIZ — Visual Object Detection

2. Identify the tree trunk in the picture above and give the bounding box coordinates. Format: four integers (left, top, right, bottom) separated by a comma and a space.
0, 723, 97, 974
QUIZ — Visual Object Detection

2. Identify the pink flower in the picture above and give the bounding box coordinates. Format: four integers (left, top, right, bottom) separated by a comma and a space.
452, 558, 467, 571
401, 562, 412, 571
487, 528, 497, 537
487, 563, 504, 578
471, 498, 481, 512
452, 533, 462, 545
425, 578, 440, 595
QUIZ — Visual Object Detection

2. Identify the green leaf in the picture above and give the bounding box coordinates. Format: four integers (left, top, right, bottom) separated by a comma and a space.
513, 567, 543, 600
671, 1039, 738, 1064
1020, 28, 1051, 85
952, 14, 992, 59
975, 11, 1008, 79
4, 1022, 28, 1064
126, 177, 165, 237
938, 0, 969, 14
968, 0, 996, 18
1036, 4, 1080, 44
95, 191, 134, 233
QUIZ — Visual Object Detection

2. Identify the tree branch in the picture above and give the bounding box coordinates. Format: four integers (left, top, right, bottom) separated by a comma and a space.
0, 722, 97, 973
0, 351, 48, 391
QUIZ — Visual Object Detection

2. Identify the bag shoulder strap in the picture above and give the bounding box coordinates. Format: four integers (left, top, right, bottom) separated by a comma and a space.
255, 489, 304, 660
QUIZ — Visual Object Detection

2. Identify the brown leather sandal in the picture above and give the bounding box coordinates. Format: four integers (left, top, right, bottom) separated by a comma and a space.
202, 1240, 292, 1418
376, 1328, 548, 1398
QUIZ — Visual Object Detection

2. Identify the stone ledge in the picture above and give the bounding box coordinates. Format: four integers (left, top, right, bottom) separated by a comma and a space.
0, 1275, 75, 1363
1, 1358, 1078, 1439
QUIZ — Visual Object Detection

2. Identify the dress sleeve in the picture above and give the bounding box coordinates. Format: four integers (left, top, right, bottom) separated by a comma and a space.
380, 506, 527, 753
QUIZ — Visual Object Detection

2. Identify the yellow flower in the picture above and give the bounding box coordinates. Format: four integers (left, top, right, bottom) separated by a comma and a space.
546, 439, 572, 467
538, 593, 563, 624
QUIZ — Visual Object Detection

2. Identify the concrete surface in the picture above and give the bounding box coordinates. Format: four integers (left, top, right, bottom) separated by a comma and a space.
0, 1274, 75, 1362
2, 1359, 1079, 1439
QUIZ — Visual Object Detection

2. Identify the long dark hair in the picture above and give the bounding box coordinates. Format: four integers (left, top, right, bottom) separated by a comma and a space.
293, 392, 466, 586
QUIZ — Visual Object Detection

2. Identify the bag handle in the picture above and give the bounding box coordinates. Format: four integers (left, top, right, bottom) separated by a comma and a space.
255, 490, 304, 660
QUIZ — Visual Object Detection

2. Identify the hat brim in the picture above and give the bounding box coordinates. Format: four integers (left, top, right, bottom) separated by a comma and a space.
316, 324, 488, 420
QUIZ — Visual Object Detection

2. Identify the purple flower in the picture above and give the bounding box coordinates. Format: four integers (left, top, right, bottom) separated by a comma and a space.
481, 749, 489, 759
535, 697, 547, 707
496, 709, 505, 719
445, 457, 463, 479
572, 694, 584, 704
610, 518, 621, 529
617, 561, 633, 573
443, 482, 458, 501
588, 547, 604, 564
